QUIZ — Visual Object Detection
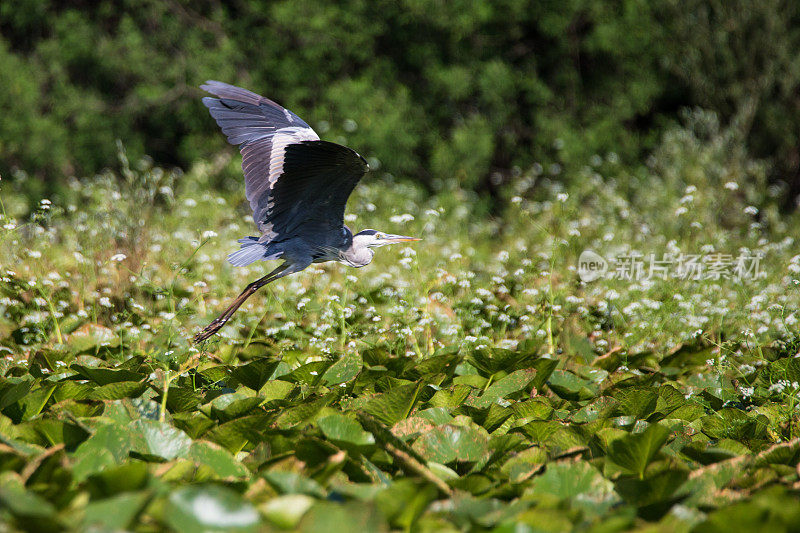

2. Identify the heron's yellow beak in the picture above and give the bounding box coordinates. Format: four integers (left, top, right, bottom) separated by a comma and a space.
384, 234, 421, 243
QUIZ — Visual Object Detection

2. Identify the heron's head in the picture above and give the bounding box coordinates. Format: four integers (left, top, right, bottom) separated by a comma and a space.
353, 229, 420, 249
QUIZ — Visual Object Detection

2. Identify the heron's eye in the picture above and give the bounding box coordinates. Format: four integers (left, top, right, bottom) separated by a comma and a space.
375, 233, 385, 239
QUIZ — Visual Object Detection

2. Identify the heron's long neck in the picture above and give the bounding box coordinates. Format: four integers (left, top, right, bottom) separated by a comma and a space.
341, 242, 374, 268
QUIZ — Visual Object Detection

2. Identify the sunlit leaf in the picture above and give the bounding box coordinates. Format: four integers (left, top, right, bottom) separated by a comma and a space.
262, 494, 315, 529
167, 485, 260, 532
319, 414, 375, 447
413, 424, 489, 464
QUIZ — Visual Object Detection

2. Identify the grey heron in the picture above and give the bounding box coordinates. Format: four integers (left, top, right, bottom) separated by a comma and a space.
193, 81, 419, 342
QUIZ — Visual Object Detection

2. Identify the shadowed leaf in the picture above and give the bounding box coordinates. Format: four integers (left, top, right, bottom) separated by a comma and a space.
607, 424, 671, 478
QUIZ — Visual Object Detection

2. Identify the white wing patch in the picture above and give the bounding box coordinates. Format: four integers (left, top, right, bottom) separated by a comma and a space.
249, 126, 319, 238
267, 126, 320, 187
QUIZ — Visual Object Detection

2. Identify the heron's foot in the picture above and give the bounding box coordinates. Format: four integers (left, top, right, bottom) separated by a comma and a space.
193, 315, 230, 343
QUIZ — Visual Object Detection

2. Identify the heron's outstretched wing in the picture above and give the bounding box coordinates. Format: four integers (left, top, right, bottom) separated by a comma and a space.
267, 140, 368, 241
200, 80, 320, 235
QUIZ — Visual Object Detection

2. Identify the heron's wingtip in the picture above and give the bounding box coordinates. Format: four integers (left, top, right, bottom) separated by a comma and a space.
200, 80, 230, 94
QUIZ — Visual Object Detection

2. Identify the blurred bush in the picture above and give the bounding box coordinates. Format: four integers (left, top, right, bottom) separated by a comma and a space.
0, 0, 798, 202
658, 0, 800, 204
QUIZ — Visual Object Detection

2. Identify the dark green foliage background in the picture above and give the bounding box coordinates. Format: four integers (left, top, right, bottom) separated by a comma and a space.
2, 0, 799, 198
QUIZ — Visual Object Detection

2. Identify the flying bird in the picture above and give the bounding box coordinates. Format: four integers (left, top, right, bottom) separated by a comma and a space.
194, 81, 419, 342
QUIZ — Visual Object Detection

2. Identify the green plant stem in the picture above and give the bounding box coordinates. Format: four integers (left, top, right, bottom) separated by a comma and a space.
160, 370, 172, 423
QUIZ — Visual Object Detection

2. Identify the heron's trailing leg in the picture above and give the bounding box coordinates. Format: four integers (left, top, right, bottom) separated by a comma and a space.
194, 262, 291, 342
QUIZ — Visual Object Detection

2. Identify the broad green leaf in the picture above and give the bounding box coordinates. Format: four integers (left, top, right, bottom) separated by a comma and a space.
167, 485, 260, 532
85, 462, 149, 497
261, 494, 314, 529
375, 479, 438, 530
276, 394, 334, 429
426, 461, 459, 481
73, 447, 117, 482
417, 407, 453, 425
392, 416, 436, 441
73, 421, 137, 460
318, 414, 375, 447
501, 447, 546, 483
408, 353, 461, 380
323, 351, 363, 384
28, 418, 90, 448
547, 370, 597, 401
263, 471, 326, 498
12, 383, 56, 421
259, 380, 295, 401
188, 441, 250, 480
298, 500, 387, 533
132, 419, 192, 460
701, 409, 768, 442
230, 357, 280, 391
361, 382, 424, 426
614, 469, 689, 510
72, 422, 136, 463
413, 424, 489, 464
530, 462, 617, 515
613, 387, 658, 420
519, 420, 560, 444
82, 491, 150, 530
210, 396, 264, 422
468, 368, 536, 408
172, 412, 216, 439
357, 412, 428, 465
89, 381, 148, 400
159, 386, 202, 413
655, 384, 687, 417
693, 486, 800, 532
0, 471, 57, 518
428, 384, 472, 409
70, 364, 143, 385
0, 377, 34, 410
468, 348, 539, 377
754, 439, 800, 467
51, 381, 93, 402
531, 357, 559, 390
454, 374, 488, 388
284, 360, 332, 385
660, 345, 715, 369
511, 397, 554, 421
205, 414, 272, 453
607, 424, 670, 478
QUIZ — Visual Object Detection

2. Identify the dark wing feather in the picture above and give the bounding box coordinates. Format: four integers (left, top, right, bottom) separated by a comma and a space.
266, 140, 368, 241
201, 80, 313, 135
200, 80, 319, 234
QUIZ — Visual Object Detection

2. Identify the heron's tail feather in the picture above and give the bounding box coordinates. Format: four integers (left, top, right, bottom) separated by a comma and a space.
227, 237, 282, 267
